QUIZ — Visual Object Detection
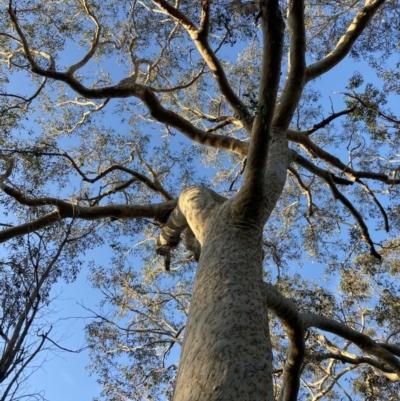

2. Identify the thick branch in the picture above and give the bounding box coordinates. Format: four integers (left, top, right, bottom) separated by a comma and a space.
67, 0, 101, 74
312, 351, 396, 375
0, 184, 177, 242
245, 0, 284, 177
0, 209, 62, 242
158, 186, 226, 248
151, 0, 253, 132
306, 0, 386, 82
198, 0, 211, 38
273, 0, 306, 130
302, 313, 400, 378
288, 130, 400, 184
8, 5, 247, 156
233, 0, 285, 221
265, 283, 305, 401
156, 204, 188, 271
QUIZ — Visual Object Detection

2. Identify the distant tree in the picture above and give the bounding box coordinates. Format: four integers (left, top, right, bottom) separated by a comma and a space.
0, 222, 87, 401
1, 0, 400, 399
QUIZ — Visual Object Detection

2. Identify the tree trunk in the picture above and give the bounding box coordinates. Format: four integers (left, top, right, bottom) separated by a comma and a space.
173, 201, 274, 401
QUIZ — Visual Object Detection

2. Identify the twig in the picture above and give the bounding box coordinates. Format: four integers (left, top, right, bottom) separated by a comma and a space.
306, 107, 356, 135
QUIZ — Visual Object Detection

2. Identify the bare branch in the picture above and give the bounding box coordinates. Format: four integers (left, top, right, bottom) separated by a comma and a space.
233, 0, 286, 221
312, 351, 397, 375
302, 313, 400, 379
0, 227, 71, 387
150, 0, 253, 132
148, 63, 207, 93
2, 148, 173, 202
134, 149, 173, 201
0, 184, 177, 242
288, 166, 313, 216
264, 283, 305, 401
343, 91, 400, 125
357, 178, 389, 232
67, 0, 101, 74
288, 130, 400, 184
305, 107, 356, 135
0, 333, 47, 401
273, 0, 306, 130
0, 77, 47, 110
294, 153, 381, 259
306, 0, 386, 82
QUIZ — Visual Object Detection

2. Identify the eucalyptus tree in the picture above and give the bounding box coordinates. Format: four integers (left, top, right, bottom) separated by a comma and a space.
1, 0, 400, 400
0, 222, 89, 401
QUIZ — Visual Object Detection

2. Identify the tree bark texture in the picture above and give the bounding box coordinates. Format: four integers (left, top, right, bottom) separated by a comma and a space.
173, 189, 274, 401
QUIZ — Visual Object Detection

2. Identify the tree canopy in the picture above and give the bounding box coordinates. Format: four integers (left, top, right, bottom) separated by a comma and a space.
1, 0, 400, 400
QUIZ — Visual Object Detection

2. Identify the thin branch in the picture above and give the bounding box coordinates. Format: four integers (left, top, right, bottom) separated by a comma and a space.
294, 153, 381, 259
305, 107, 356, 135
288, 130, 400, 184
357, 178, 389, 232
206, 118, 237, 133
0, 148, 171, 202
0, 77, 46, 109
64, 99, 110, 133
306, 0, 386, 81
288, 166, 313, 216
343, 92, 400, 125
0, 228, 71, 385
40, 333, 85, 353
0, 333, 47, 401
229, 158, 247, 191
134, 149, 174, 201
311, 365, 357, 401
148, 63, 207, 93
